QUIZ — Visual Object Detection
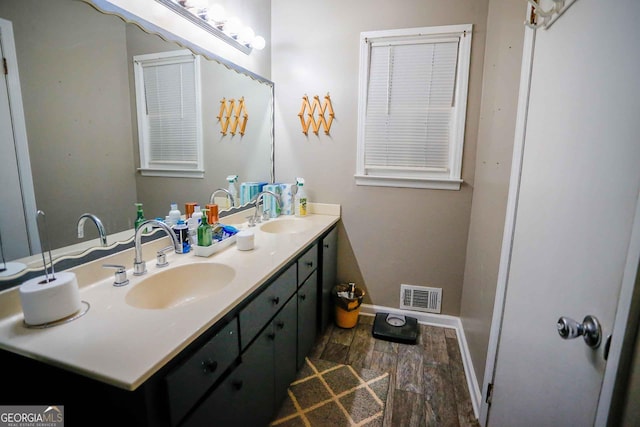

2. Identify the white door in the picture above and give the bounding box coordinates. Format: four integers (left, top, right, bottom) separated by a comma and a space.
0, 18, 38, 262
487, 1, 640, 426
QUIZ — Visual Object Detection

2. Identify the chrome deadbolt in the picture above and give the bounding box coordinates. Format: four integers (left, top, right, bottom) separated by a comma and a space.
557, 315, 602, 349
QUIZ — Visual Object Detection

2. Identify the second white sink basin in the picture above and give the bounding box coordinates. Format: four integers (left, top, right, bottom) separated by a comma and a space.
125, 263, 235, 310
260, 218, 311, 234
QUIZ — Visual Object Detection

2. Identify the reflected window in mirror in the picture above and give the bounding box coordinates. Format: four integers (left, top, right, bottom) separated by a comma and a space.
134, 49, 203, 178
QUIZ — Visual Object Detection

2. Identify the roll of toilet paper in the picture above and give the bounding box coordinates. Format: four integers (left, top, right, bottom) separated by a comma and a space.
19, 271, 82, 326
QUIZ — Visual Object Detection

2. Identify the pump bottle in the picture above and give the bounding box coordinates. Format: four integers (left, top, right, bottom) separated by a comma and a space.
134, 203, 146, 230
197, 209, 213, 247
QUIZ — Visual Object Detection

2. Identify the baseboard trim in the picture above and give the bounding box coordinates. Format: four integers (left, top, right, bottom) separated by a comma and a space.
360, 304, 482, 419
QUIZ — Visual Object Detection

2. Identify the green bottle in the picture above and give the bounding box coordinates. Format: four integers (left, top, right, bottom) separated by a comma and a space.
197, 209, 213, 247
134, 203, 146, 230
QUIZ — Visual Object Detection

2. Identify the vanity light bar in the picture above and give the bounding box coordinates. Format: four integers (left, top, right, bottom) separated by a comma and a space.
156, 0, 264, 55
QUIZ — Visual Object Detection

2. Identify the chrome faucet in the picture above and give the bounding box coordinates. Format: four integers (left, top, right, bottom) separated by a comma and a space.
249, 191, 280, 226
209, 188, 235, 207
77, 213, 108, 247
133, 219, 181, 276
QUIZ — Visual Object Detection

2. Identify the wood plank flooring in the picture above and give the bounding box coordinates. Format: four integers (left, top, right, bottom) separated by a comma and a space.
307, 314, 480, 427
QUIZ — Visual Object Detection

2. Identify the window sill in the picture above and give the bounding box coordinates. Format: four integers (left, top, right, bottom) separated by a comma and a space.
138, 168, 204, 179
354, 174, 462, 190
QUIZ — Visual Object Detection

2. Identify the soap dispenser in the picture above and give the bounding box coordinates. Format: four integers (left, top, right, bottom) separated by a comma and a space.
197, 209, 213, 247
134, 203, 146, 230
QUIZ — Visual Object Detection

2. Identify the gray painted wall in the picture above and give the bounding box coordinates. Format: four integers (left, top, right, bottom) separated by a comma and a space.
271, 0, 489, 315
459, 0, 524, 385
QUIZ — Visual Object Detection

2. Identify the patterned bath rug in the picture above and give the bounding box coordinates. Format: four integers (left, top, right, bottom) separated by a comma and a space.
270, 357, 390, 427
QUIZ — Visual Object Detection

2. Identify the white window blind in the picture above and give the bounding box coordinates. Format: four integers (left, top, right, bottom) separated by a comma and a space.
365, 40, 458, 170
134, 50, 203, 178
356, 25, 472, 190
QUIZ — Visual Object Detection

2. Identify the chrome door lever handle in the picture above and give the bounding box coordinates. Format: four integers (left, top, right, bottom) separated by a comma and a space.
557, 315, 602, 349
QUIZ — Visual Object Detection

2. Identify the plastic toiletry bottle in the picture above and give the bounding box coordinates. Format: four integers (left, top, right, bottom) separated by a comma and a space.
173, 219, 190, 253
295, 178, 308, 217
187, 206, 202, 246
168, 203, 181, 227
134, 203, 146, 230
191, 205, 203, 224
227, 175, 239, 208
197, 209, 213, 247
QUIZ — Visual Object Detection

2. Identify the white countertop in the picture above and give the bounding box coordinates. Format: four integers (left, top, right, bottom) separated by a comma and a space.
0, 204, 340, 391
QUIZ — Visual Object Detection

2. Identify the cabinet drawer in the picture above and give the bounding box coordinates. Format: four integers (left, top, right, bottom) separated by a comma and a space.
239, 263, 296, 350
165, 320, 239, 426
297, 243, 318, 286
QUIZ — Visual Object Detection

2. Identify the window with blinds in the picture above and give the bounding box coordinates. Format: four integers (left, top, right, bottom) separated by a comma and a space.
355, 25, 472, 190
133, 50, 203, 178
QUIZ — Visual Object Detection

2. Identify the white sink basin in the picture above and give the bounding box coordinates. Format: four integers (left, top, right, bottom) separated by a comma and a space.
260, 218, 312, 234
125, 263, 235, 310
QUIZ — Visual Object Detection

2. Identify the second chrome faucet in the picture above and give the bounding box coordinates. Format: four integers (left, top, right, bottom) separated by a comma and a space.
133, 219, 181, 276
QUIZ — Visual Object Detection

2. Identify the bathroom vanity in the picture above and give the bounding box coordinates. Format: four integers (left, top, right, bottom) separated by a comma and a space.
0, 206, 340, 427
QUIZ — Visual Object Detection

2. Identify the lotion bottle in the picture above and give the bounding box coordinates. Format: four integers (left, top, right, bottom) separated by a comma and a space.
168, 203, 181, 227
187, 205, 202, 246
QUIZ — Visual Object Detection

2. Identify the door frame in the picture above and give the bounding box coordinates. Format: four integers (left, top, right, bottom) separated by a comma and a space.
0, 17, 39, 255
479, 4, 640, 426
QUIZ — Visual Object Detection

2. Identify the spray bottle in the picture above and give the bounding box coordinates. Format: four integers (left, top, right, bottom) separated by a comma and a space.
294, 178, 307, 217
227, 175, 239, 208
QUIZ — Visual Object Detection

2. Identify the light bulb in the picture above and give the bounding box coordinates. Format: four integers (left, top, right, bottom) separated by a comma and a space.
208, 3, 226, 24
238, 26, 255, 46
251, 35, 266, 50
224, 16, 242, 38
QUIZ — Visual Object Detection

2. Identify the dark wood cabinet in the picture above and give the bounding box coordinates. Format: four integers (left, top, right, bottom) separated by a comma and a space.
320, 226, 338, 333
0, 225, 339, 427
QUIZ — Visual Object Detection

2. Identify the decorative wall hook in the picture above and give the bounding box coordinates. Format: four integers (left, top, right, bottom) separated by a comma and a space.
218, 97, 248, 136
298, 93, 334, 135
525, 0, 577, 30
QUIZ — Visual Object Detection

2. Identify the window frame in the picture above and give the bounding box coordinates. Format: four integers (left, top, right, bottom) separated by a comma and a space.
355, 24, 473, 190
133, 49, 204, 178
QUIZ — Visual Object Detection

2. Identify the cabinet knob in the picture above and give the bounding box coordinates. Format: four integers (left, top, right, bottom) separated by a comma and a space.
276, 321, 285, 329
305, 261, 313, 267
300, 294, 306, 301
232, 380, 243, 391
272, 296, 280, 305
202, 359, 218, 374
267, 332, 276, 340
324, 243, 329, 248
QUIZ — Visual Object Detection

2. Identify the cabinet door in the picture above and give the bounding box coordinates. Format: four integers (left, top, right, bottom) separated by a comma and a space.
273, 295, 298, 411
165, 320, 239, 426
297, 270, 318, 369
182, 326, 275, 427
320, 226, 338, 333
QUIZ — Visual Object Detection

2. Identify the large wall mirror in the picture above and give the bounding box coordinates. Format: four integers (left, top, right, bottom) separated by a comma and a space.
0, 0, 273, 282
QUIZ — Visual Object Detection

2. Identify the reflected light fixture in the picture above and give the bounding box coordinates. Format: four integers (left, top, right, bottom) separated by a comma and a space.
158, 0, 266, 54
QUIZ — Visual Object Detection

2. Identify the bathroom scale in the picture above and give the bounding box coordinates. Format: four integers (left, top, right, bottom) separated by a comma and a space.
372, 312, 419, 344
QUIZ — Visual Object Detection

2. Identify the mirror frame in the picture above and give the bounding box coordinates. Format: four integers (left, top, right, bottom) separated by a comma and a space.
0, 0, 274, 289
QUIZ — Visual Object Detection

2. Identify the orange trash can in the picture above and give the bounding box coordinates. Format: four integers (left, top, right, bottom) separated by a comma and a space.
332, 283, 365, 329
